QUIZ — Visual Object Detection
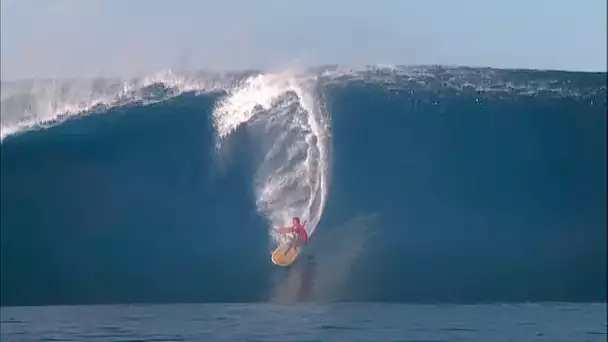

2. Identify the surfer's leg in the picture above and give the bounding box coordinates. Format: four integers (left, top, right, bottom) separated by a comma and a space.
284, 242, 297, 256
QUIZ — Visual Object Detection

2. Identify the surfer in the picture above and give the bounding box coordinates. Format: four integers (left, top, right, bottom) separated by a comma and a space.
277, 217, 308, 252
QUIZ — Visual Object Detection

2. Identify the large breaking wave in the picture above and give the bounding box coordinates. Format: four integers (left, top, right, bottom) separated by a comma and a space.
1, 65, 606, 306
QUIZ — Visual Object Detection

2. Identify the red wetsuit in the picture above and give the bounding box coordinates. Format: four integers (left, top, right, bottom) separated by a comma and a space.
278, 220, 308, 244
292, 222, 308, 243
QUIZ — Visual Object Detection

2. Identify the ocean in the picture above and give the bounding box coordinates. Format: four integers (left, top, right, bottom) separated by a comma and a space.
0, 65, 606, 341
1, 303, 606, 342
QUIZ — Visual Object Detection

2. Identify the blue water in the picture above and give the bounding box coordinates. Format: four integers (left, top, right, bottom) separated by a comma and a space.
0, 66, 606, 340
1, 303, 606, 342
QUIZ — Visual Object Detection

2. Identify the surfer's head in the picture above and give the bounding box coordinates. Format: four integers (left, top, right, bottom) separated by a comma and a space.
293, 217, 300, 225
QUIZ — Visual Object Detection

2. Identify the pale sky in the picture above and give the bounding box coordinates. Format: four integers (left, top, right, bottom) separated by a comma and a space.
1, 0, 606, 80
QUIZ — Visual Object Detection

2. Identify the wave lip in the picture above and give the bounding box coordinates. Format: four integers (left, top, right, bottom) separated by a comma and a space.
5, 64, 604, 142
0, 70, 235, 141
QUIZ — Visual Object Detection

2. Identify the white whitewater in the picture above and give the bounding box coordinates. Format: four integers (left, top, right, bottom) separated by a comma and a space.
212, 71, 332, 241
0, 70, 226, 141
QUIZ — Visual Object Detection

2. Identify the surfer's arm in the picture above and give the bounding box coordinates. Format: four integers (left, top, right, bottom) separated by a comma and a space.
276, 227, 292, 234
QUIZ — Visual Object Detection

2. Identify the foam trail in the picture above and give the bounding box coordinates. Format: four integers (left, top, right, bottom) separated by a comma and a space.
212, 71, 331, 241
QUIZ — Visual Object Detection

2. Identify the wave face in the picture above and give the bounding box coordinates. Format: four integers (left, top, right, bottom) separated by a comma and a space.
1, 66, 606, 306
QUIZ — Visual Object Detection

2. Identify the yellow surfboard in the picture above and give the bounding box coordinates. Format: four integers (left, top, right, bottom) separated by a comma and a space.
271, 242, 300, 266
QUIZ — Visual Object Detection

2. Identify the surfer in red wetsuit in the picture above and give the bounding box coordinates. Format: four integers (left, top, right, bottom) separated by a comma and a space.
277, 217, 308, 252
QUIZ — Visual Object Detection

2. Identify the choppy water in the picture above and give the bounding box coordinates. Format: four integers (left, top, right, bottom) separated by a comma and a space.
1, 303, 606, 342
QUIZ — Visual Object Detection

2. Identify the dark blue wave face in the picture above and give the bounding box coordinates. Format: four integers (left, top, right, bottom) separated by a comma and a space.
322, 78, 606, 302
1, 69, 606, 306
